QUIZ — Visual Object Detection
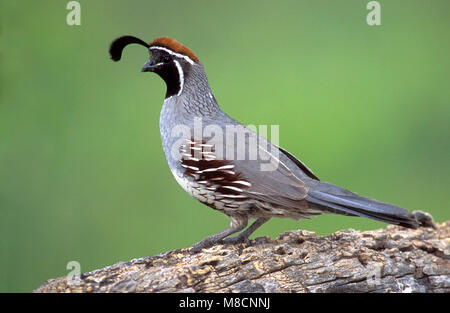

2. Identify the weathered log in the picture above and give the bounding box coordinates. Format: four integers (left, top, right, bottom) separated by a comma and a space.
35, 221, 449, 293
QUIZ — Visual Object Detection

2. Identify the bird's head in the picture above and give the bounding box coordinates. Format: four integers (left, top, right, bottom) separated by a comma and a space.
109, 35, 199, 98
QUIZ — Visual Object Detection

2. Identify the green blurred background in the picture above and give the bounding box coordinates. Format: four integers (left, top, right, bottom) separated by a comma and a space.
1, 0, 449, 292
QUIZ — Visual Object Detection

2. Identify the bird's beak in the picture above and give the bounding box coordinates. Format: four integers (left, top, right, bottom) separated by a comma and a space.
141, 60, 156, 72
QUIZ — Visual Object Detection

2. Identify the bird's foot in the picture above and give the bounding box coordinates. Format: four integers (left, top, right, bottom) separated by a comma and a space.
221, 234, 250, 245
189, 235, 249, 254
189, 222, 251, 254
190, 238, 217, 254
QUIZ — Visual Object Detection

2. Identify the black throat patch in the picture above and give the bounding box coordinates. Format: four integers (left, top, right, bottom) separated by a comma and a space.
154, 62, 182, 99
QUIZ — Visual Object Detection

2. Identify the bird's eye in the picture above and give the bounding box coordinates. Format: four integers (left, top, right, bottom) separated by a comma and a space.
162, 56, 171, 63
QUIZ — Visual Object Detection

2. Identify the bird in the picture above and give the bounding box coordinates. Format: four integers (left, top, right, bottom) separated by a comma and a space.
109, 35, 429, 253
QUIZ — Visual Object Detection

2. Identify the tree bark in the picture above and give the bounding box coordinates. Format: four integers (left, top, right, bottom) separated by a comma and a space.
35, 221, 449, 293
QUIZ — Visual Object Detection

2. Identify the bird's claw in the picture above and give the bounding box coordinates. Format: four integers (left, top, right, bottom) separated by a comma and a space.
189, 235, 251, 254
221, 235, 250, 245
190, 238, 217, 254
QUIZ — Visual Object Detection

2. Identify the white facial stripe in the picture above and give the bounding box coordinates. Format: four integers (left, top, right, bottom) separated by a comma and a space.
149, 46, 195, 65
173, 60, 184, 96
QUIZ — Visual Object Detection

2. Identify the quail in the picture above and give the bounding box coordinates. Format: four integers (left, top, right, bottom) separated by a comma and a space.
109, 35, 427, 253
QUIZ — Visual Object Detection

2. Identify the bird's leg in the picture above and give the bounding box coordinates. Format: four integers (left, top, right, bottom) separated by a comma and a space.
190, 215, 248, 253
222, 217, 270, 245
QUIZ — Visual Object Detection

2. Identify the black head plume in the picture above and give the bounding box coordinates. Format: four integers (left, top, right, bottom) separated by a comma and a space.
109, 35, 149, 62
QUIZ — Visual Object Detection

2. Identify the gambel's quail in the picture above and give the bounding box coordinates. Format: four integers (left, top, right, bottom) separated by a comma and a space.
109, 36, 428, 253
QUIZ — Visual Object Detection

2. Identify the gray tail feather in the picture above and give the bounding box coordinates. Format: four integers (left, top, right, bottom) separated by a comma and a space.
307, 190, 420, 229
